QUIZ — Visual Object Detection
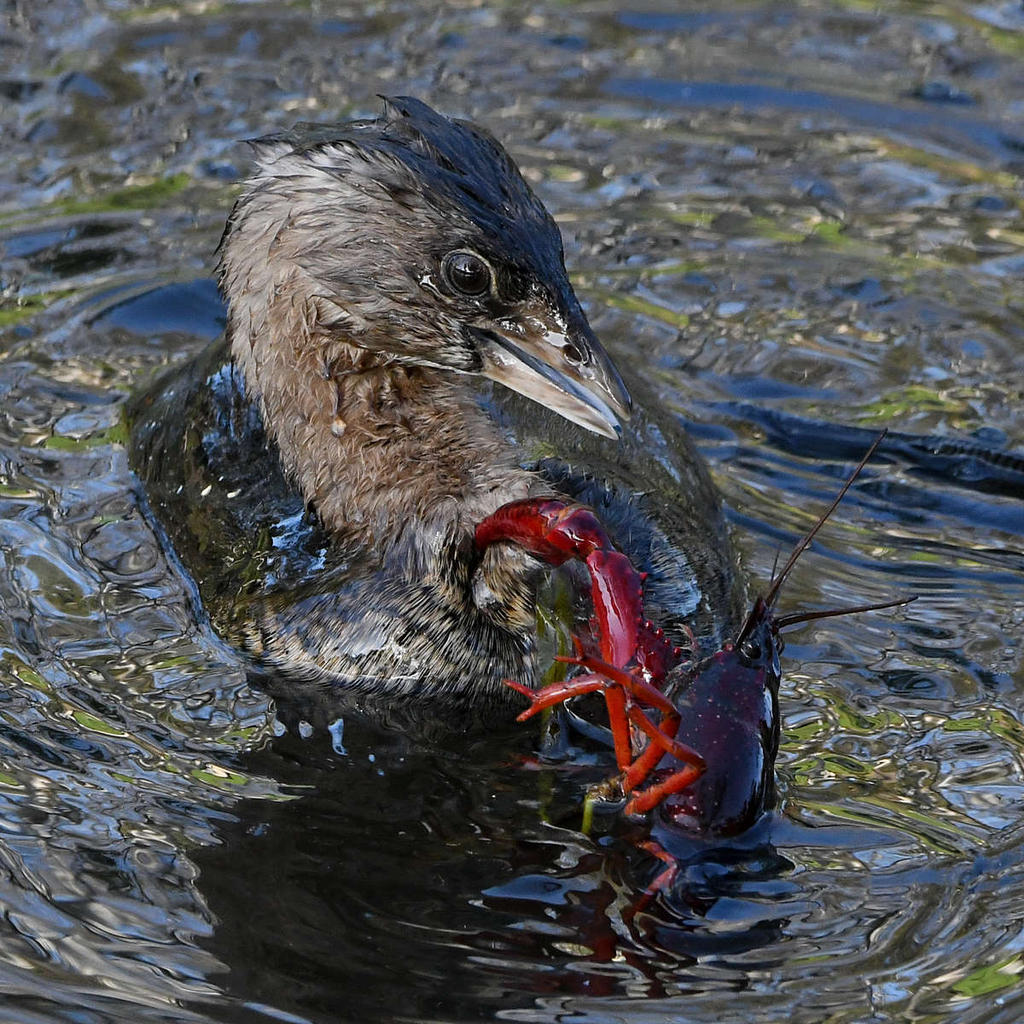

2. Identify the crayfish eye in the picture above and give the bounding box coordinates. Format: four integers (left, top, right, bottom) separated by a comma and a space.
441, 250, 492, 297
739, 637, 762, 661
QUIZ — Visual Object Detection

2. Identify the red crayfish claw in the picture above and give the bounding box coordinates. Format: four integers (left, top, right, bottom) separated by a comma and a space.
476, 496, 697, 792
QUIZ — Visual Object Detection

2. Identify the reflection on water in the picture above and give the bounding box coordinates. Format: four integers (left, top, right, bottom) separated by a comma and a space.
1, 2, 1022, 1022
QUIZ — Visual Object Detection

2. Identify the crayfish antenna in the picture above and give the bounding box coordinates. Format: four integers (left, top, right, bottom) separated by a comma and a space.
774, 593, 921, 630
762, 429, 888, 611
775, 594, 916, 631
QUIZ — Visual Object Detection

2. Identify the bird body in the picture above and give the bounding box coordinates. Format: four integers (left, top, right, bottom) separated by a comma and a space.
129, 97, 741, 715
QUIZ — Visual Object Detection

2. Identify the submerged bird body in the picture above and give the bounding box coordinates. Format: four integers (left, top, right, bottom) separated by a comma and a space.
130, 98, 741, 714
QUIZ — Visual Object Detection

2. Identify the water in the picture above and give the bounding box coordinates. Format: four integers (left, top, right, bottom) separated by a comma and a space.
1, 2, 1022, 1021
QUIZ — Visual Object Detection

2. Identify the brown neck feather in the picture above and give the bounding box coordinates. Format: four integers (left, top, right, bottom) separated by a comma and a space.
228, 268, 533, 555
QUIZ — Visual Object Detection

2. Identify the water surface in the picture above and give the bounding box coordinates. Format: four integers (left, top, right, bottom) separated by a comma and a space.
1, 3, 1022, 1022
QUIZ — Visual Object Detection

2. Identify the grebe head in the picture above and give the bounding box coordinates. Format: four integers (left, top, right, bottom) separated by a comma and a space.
218, 95, 630, 438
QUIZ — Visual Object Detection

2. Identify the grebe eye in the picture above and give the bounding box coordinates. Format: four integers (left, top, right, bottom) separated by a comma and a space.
739, 637, 761, 661
442, 251, 491, 297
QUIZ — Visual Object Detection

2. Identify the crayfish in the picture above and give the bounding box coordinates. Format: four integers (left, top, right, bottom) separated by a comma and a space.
475, 432, 911, 838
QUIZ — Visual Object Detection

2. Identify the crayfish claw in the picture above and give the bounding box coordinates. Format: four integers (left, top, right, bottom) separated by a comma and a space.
480, 495, 709, 819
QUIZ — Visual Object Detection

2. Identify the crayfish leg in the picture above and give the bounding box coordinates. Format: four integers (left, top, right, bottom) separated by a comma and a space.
640, 839, 679, 896
549, 658, 634, 770
625, 705, 704, 770
618, 708, 684, 794
602, 683, 634, 772
503, 674, 610, 721
624, 763, 704, 816
568, 653, 679, 717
